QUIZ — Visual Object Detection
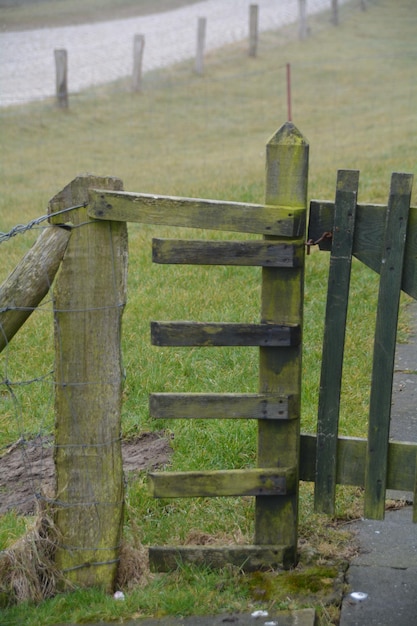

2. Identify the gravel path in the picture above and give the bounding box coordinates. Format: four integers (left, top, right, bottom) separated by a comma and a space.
0, 0, 346, 107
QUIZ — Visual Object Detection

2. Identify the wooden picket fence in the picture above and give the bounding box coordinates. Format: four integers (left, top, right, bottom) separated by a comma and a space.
1, 121, 416, 591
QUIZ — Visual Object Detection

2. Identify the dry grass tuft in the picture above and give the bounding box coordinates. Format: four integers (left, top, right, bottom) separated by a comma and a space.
0, 499, 69, 605
116, 541, 150, 591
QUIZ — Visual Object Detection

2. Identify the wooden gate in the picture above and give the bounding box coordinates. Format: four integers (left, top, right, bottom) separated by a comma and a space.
304, 169, 417, 522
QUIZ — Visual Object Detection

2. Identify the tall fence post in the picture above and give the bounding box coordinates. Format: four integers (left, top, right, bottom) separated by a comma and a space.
248, 4, 259, 58
331, 0, 339, 25
54, 49, 68, 108
298, 0, 308, 40
132, 34, 145, 92
195, 17, 207, 75
48, 175, 128, 591
255, 122, 309, 563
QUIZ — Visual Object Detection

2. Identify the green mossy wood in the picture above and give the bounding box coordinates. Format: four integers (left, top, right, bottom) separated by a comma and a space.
49, 175, 127, 591
151, 321, 300, 347
0, 225, 71, 353
88, 190, 305, 237
308, 201, 417, 299
152, 238, 302, 267
256, 123, 308, 560
148, 467, 296, 498
314, 170, 359, 515
364, 173, 413, 520
149, 393, 298, 420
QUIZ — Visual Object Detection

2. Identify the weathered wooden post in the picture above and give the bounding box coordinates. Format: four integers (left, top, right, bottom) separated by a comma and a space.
48, 175, 127, 591
132, 34, 145, 92
195, 17, 207, 75
255, 122, 309, 564
331, 0, 339, 25
248, 4, 259, 58
298, 0, 308, 40
0, 226, 70, 353
54, 49, 68, 108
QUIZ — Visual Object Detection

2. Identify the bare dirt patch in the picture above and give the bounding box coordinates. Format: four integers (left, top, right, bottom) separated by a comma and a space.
0, 432, 172, 516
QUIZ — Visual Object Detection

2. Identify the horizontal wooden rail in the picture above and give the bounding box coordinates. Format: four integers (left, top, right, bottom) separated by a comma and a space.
152, 238, 302, 267
151, 321, 301, 347
149, 467, 296, 498
149, 393, 298, 420
300, 434, 417, 492
308, 200, 417, 299
149, 544, 294, 572
87, 190, 305, 237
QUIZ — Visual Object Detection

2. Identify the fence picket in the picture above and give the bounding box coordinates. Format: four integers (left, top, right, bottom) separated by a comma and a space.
314, 169, 359, 514
364, 172, 413, 520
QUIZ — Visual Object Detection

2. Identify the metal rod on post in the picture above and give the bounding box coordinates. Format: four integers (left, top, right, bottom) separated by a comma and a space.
255, 123, 309, 565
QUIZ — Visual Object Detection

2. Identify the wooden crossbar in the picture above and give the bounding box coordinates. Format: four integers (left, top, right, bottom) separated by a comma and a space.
149, 545, 294, 572
149, 393, 298, 420
148, 467, 296, 498
151, 321, 300, 347
152, 238, 302, 267
87, 189, 305, 237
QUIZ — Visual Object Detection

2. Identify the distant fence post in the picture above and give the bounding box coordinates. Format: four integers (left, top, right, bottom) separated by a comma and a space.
331, 0, 339, 25
298, 0, 308, 40
255, 122, 309, 563
195, 17, 207, 75
48, 175, 128, 591
248, 4, 259, 57
132, 34, 145, 92
54, 49, 68, 108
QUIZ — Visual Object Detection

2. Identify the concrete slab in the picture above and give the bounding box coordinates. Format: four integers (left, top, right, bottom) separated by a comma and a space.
340, 565, 417, 626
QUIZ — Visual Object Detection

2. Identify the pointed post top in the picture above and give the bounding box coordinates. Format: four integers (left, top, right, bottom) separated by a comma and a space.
267, 122, 309, 148
265, 122, 309, 209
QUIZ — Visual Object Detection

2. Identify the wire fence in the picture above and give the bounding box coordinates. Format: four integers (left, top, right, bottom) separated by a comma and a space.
0, 0, 416, 533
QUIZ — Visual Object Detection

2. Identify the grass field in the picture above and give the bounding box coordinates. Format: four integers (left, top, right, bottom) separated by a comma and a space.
0, 0, 416, 623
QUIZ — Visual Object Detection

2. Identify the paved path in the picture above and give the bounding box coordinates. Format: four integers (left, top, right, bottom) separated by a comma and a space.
0, 0, 347, 107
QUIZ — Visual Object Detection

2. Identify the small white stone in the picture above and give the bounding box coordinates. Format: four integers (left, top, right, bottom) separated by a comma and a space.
113, 590, 125, 600
251, 610, 269, 617
350, 591, 368, 602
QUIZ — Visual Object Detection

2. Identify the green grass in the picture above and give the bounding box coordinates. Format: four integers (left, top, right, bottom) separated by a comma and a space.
1, 0, 416, 623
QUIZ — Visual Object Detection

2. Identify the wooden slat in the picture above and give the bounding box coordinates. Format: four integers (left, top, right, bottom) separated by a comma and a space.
149, 393, 298, 420
151, 321, 300, 347
301, 433, 417, 492
149, 544, 294, 572
88, 190, 305, 237
152, 238, 301, 267
308, 200, 417, 299
314, 170, 359, 514
148, 467, 296, 498
364, 173, 413, 520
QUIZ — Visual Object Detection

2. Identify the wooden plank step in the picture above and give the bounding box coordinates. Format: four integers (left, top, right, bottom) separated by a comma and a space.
152, 238, 302, 267
149, 544, 295, 572
308, 200, 417, 299
148, 467, 296, 498
151, 321, 300, 347
149, 393, 298, 420
88, 190, 305, 237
